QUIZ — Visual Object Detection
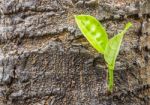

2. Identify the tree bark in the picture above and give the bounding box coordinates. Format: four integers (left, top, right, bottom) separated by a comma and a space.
0, 0, 150, 105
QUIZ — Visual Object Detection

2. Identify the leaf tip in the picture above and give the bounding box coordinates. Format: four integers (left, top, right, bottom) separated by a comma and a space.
74, 15, 82, 23
74, 15, 78, 20
125, 22, 133, 29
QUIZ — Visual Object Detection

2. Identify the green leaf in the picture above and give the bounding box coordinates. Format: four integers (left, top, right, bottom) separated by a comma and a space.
104, 22, 132, 66
104, 22, 132, 91
75, 15, 108, 54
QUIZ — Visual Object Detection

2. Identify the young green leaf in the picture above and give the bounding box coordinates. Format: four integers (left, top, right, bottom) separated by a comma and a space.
104, 22, 132, 91
75, 15, 108, 54
104, 22, 132, 67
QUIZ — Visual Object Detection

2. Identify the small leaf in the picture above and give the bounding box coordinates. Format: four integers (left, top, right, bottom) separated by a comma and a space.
104, 22, 132, 67
75, 15, 108, 54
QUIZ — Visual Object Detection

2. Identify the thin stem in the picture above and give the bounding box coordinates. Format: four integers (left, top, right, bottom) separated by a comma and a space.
108, 67, 114, 92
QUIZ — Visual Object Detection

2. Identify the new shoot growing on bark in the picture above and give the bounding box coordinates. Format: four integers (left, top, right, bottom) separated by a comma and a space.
75, 15, 132, 92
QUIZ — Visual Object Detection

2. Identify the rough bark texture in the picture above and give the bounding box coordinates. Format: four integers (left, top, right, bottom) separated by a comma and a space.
0, 0, 150, 105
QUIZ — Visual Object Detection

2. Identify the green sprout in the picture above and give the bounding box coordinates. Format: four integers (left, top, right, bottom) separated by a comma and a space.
75, 15, 132, 92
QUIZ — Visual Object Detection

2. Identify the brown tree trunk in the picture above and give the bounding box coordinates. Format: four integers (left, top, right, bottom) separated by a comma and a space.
0, 0, 150, 105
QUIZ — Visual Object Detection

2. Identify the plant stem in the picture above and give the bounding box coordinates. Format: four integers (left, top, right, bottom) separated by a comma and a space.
108, 67, 114, 92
